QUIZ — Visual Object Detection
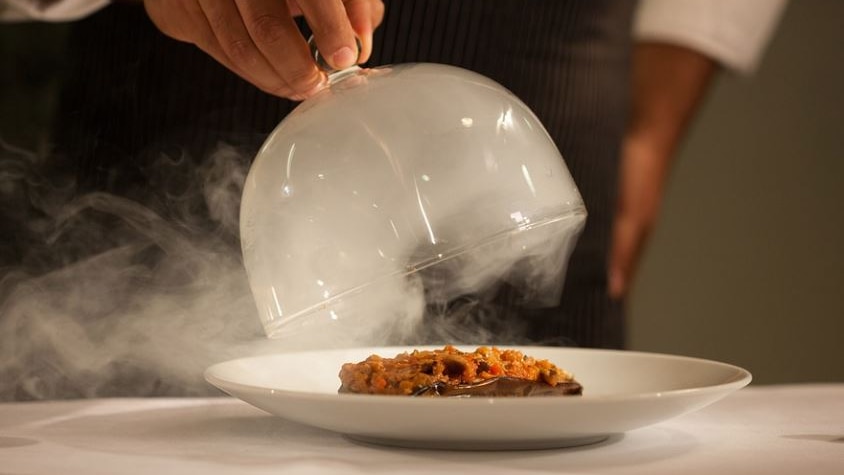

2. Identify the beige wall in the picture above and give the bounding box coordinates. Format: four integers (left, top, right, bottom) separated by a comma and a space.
628, 0, 844, 384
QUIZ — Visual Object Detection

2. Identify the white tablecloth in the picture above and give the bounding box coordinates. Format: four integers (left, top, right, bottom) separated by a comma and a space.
1, 384, 841, 474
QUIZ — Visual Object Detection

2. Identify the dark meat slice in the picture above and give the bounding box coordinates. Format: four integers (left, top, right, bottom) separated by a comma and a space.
411, 376, 583, 397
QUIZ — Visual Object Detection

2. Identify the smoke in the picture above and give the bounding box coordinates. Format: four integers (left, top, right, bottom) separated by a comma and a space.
0, 141, 268, 400
0, 128, 583, 401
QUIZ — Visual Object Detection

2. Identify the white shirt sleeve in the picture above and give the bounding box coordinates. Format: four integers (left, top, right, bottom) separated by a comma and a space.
0, 0, 110, 22
634, 0, 788, 74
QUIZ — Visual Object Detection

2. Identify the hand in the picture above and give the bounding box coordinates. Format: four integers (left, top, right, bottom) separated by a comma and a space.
608, 136, 668, 299
143, 0, 385, 100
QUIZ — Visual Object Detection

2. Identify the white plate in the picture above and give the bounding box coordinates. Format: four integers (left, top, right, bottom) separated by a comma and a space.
205, 346, 751, 450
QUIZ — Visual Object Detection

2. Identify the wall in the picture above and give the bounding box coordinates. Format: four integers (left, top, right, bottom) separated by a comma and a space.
628, 0, 844, 384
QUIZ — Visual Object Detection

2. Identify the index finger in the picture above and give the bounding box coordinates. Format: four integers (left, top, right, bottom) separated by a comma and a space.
235, 0, 326, 99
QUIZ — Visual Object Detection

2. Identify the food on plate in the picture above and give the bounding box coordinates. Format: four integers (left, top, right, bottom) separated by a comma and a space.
338, 345, 582, 397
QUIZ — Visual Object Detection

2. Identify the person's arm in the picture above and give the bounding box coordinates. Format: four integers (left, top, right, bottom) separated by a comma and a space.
608, 0, 788, 299
609, 43, 716, 298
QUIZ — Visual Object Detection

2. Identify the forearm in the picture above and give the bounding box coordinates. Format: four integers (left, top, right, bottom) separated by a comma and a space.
609, 43, 717, 298
626, 0, 789, 211
626, 42, 717, 173
618, 42, 716, 235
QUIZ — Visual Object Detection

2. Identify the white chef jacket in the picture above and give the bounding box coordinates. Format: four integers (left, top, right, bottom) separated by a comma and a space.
635, 0, 788, 74
1, 0, 788, 73
0, 0, 108, 21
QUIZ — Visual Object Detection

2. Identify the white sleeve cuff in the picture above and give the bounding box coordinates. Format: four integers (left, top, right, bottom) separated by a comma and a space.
634, 0, 788, 74
1, 0, 111, 22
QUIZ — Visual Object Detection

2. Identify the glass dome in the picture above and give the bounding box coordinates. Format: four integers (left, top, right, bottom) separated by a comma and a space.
240, 63, 586, 342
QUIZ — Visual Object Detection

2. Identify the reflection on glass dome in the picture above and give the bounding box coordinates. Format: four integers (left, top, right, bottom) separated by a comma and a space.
240, 63, 586, 345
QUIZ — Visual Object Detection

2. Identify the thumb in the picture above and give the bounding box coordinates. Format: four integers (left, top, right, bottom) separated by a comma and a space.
344, 0, 385, 63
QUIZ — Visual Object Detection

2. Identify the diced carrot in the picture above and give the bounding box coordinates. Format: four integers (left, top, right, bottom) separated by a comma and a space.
372, 375, 388, 390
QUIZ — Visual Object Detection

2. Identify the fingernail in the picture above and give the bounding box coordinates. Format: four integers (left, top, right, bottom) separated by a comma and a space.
332, 46, 357, 69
